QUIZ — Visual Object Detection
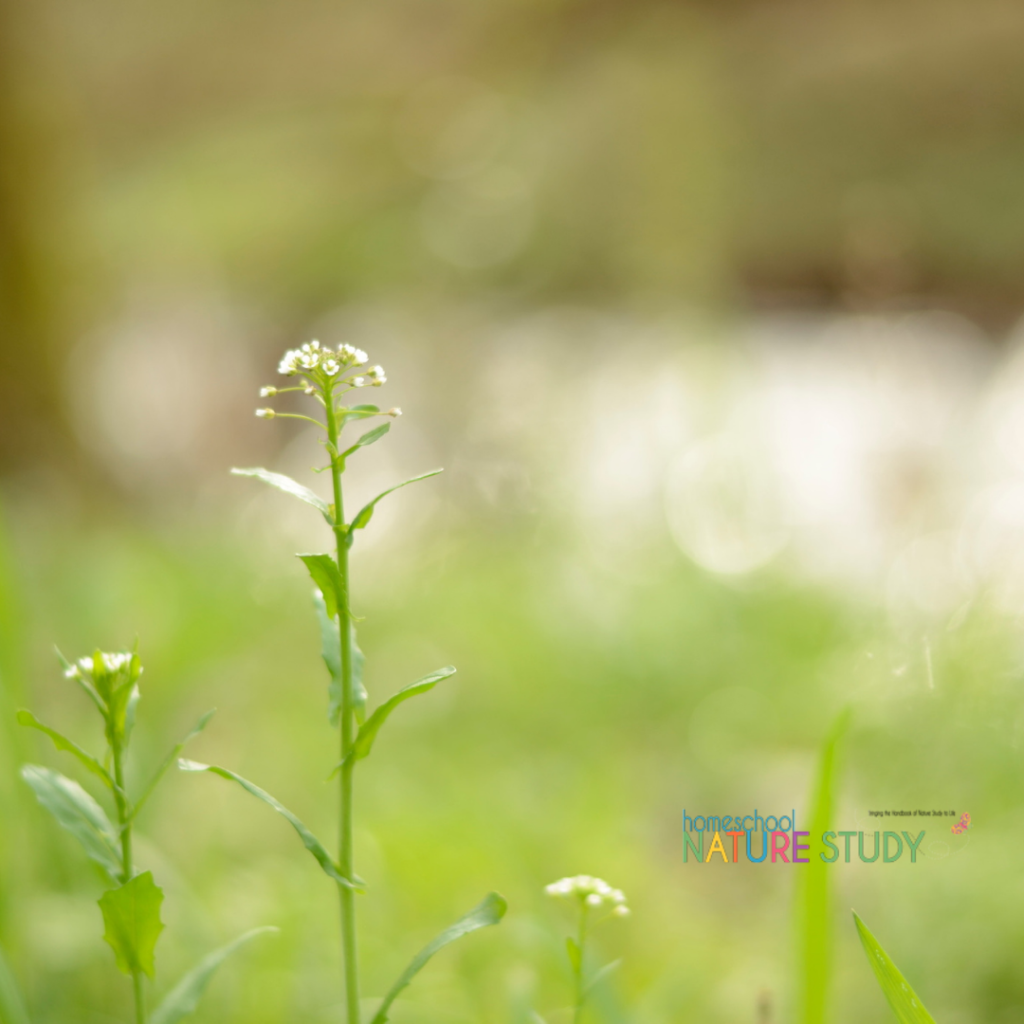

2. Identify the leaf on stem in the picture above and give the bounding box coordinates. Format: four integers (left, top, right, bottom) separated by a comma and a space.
341, 404, 380, 425
129, 709, 217, 822
178, 761, 364, 891
333, 667, 456, 772
0, 941, 31, 1024
853, 914, 937, 1024
299, 555, 345, 620
565, 937, 581, 972
20, 765, 121, 882
348, 470, 443, 538
230, 468, 333, 524
369, 892, 507, 1024
99, 871, 165, 978
341, 422, 390, 459
16, 711, 117, 793
583, 959, 622, 997
314, 591, 366, 727
150, 927, 277, 1024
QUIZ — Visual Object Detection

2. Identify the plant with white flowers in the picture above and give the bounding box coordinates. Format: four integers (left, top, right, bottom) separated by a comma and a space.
18, 648, 274, 1024
182, 340, 506, 1024
546, 876, 629, 1024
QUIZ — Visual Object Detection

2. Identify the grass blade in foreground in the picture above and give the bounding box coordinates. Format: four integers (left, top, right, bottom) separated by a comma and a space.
151, 927, 277, 1024
796, 709, 849, 1024
369, 892, 507, 1024
853, 913, 937, 1024
0, 943, 30, 1024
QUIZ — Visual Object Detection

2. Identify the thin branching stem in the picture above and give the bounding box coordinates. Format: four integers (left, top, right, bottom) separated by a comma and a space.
326, 398, 361, 1024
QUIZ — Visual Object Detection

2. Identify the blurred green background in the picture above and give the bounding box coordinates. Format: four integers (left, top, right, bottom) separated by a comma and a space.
2, 0, 1024, 1021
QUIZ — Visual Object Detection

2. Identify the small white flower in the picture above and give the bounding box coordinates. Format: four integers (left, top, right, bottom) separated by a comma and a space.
545, 875, 629, 915
260, 386, 277, 397
256, 408, 275, 419
388, 407, 403, 417
322, 359, 340, 377
278, 349, 302, 375
352, 377, 365, 387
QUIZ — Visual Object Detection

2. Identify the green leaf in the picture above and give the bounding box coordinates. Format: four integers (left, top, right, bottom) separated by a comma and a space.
99, 872, 164, 978
349, 470, 443, 536
17, 711, 117, 793
853, 913, 937, 1024
298, 554, 345, 620
20, 765, 121, 882
369, 892, 507, 1024
341, 422, 390, 459
583, 959, 622, 998
565, 937, 581, 972
0, 942, 31, 1024
178, 761, 364, 891
342, 667, 455, 768
230, 468, 333, 523
341, 404, 380, 425
129, 709, 217, 822
151, 927, 277, 1024
314, 592, 366, 727
796, 708, 849, 1024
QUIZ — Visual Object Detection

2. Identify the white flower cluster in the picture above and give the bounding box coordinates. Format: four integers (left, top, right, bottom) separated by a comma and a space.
545, 876, 629, 915
64, 652, 134, 680
276, 340, 385, 386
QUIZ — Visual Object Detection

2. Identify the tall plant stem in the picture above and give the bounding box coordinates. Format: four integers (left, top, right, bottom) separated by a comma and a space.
112, 739, 145, 1024
326, 401, 360, 1024
573, 905, 589, 1024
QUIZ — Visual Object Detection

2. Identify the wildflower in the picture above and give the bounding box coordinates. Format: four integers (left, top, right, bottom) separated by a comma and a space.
338, 344, 368, 366
322, 360, 340, 377
260, 386, 278, 397
63, 652, 134, 681
278, 349, 302, 375
387, 407, 403, 417
544, 875, 628, 913
256, 408, 276, 419
367, 366, 387, 386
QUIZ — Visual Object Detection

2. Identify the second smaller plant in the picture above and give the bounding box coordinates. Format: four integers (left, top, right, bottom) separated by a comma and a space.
546, 875, 629, 1024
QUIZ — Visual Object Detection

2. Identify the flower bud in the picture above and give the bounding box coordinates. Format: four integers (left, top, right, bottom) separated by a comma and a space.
260, 386, 278, 397
256, 408, 276, 419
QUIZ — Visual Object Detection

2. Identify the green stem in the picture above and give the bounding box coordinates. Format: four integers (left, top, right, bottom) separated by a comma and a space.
112, 738, 145, 1024
326, 401, 360, 1024
573, 904, 588, 1024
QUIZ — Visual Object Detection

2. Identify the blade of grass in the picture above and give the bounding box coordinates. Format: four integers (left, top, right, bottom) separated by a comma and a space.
796, 708, 849, 1024
853, 913, 937, 1024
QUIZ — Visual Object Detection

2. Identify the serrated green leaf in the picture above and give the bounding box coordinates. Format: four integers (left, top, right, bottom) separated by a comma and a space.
230, 468, 333, 523
17, 711, 117, 793
369, 892, 507, 1024
129, 709, 217, 822
341, 422, 390, 459
178, 761, 364, 891
565, 937, 581, 971
853, 913, 937, 1024
151, 927, 277, 1024
797, 708, 849, 1024
339, 667, 455, 769
99, 872, 164, 978
314, 592, 366, 727
298, 554, 345, 620
20, 765, 121, 882
0, 941, 30, 1024
349, 470, 443, 536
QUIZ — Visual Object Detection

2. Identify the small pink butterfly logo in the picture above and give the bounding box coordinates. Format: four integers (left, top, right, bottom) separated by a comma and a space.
951, 812, 971, 835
